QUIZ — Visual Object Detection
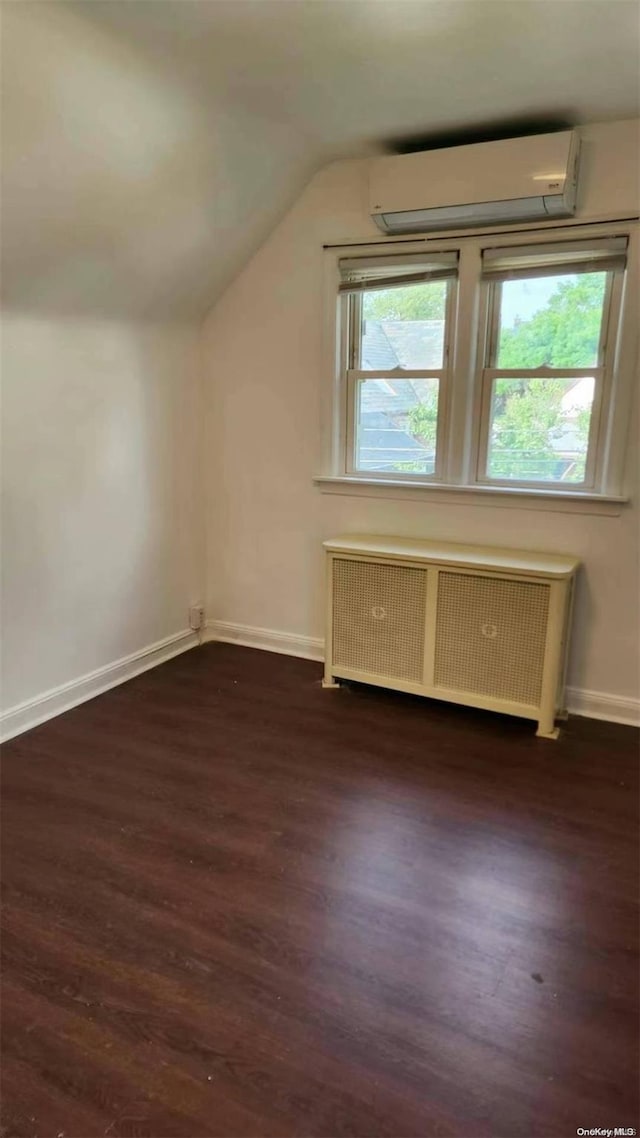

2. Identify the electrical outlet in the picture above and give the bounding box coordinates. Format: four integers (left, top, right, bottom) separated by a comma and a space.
189, 604, 204, 631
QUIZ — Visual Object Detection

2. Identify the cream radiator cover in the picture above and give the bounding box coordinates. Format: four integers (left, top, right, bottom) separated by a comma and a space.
323, 536, 579, 739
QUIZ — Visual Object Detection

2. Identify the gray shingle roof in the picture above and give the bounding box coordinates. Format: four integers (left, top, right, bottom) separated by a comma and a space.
361, 319, 444, 371
383, 321, 444, 369
361, 321, 398, 369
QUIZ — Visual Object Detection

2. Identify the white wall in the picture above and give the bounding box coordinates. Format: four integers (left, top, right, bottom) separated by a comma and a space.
1, 316, 204, 716
0, 2, 313, 320
0, 2, 216, 732
3, 10, 636, 737
202, 120, 640, 713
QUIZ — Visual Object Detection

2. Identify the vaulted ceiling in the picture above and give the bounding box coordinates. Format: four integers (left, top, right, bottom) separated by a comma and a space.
2, 0, 638, 320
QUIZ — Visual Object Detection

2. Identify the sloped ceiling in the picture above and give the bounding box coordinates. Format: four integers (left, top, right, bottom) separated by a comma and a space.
2, 0, 639, 320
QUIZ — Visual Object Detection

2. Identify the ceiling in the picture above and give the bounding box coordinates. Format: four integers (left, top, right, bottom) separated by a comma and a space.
2, 0, 639, 320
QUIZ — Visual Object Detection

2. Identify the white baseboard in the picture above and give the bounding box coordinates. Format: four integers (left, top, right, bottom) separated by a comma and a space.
3, 622, 636, 741
0, 629, 199, 743
205, 620, 323, 662
565, 686, 640, 727
206, 621, 639, 728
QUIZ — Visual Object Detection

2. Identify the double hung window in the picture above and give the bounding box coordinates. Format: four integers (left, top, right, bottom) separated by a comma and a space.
477, 238, 627, 488
339, 252, 457, 479
330, 230, 632, 499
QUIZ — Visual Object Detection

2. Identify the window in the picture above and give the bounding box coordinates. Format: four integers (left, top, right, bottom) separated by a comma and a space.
339, 252, 457, 479
477, 238, 627, 490
326, 230, 634, 501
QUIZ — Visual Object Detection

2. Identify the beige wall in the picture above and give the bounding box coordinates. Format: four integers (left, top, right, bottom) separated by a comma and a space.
2, 109, 637, 728
202, 120, 640, 711
0, 2, 313, 320
1, 316, 204, 712
0, 1, 224, 726
2, 9, 637, 734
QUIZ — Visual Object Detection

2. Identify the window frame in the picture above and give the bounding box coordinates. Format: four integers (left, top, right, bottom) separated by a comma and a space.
472, 264, 625, 491
319, 221, 637, 507
343, 279, 457, 482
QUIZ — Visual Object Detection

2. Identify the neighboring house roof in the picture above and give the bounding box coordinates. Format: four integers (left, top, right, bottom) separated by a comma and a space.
550, 377, 593, 455
356, 427, 428, 472
361, 319, 445, 371
358, 325, 442, 469
361, 321, 399, 369
382, 321, 444, 369
561, 375, 594, 411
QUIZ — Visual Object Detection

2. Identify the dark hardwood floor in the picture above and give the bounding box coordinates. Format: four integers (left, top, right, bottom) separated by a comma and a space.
1, 643, 638, 1138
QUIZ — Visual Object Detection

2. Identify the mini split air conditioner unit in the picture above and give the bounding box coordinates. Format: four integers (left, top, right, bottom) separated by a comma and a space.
369, 130, 581, 234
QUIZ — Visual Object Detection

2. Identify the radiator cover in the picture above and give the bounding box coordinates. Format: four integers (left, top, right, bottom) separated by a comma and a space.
323, 535, 579, 739
332, 558, 427, 682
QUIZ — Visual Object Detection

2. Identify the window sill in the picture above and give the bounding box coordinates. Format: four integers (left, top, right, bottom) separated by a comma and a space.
313, 475, 629, 516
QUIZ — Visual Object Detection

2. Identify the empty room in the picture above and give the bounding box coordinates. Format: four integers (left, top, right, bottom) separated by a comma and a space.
1, 1, 639, 1135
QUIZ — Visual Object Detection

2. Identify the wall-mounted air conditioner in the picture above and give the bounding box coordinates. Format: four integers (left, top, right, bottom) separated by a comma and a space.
323, 535, 579, 739
369, 131, 581, 234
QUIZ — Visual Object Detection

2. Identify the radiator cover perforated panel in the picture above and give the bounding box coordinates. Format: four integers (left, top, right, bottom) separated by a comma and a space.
433, 572, 550, 705
332, 558, 427, 682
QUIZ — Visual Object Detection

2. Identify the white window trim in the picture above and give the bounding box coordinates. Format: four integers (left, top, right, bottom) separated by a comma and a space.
343, 278, 456, 483
473, 255, 624, 492
474, 367, 604, 490
316, 221, 638, 514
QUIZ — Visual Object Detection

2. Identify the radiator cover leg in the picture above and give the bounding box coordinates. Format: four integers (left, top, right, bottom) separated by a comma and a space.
536, 720, 560, 740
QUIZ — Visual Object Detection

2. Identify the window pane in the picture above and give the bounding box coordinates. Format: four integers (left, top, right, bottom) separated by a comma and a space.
486, 376, 595, 483
354, 378, 439, 475
496, 272, 607, 368
361, 281, 447, 369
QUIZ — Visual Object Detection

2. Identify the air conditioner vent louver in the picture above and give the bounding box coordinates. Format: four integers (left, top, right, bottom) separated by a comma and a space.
332, 558, 427, 682
433, 572, 550, 705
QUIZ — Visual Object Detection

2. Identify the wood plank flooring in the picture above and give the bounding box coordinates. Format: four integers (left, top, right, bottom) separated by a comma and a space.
1, 642, 638, 1137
